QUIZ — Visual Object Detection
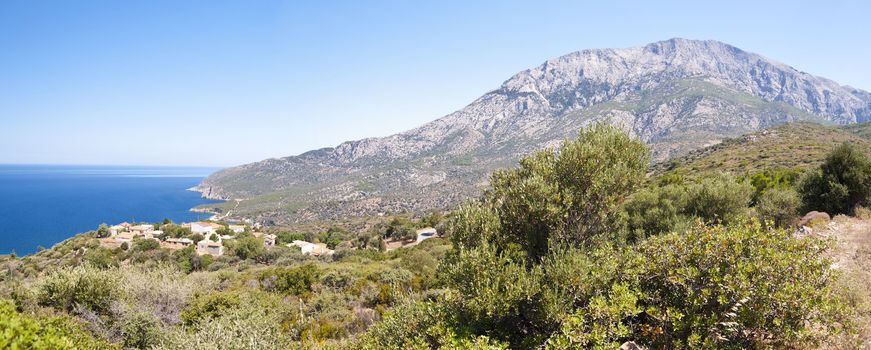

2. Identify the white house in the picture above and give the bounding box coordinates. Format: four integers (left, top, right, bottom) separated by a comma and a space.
288, 240, 334, 256
228, 225, 246, 234
191, 222, 221, 235
196, 239, 224, 256
130, 224, 155, 235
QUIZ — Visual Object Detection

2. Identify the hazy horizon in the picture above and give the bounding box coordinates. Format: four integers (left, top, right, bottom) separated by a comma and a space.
3, 0, 870, 167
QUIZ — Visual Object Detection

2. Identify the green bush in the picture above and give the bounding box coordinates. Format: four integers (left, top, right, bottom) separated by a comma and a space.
84, 247, 119, 269
181, 290, 242, 326
35, 265, 121, 315
365, 125, 849, 349
624, 184, 691, 240
755, 187, 801, 228
120, 311, 162, 349
357, 297, 509, 350
162, 293, 291, 350
743, 168, 802, 204
799, 143, 871, 215
0, 299, 116, 349
228, 236, 263, 260
630, 221, 846, 348
684, 173, 753, 224
132, 238, 160, 252
259, 264, 321, 295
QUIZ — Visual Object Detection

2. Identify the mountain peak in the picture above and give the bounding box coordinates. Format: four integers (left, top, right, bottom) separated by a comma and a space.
197, 39, 871, 223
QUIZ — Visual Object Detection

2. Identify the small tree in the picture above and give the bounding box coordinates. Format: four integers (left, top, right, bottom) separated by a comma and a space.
189, 233, 205, 244
799, 143, 871, 215
451, 123, 650, 261
96, 223, 111, 238
231, 236, 263, 260
756, 188, 800, 228
132, 239, 160, 252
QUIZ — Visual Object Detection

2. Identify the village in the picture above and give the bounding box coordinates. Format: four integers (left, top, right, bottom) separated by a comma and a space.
98, 220, 337, 257
97, 219, 441, 258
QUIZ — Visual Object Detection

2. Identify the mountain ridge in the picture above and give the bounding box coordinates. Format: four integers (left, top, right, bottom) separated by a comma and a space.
196, 38, 871, 223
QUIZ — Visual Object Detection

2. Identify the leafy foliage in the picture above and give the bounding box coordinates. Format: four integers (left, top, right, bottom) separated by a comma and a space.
799, 143, 871, 215
0, 299, 116, 349
451, 123, 650, 261
755, 188, 801, 228
34, 265, 122, 315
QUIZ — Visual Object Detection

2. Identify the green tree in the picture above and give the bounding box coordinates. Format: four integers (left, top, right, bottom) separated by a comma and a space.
132, 238, 160, 252
798, 142, 871, 215
96, 223, 111, 238
189, 233, 205, 244
230, 236, 263, 260
451, 123, 650, 261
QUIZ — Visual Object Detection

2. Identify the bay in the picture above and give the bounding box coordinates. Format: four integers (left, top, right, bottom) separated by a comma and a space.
0, 164, 222, 255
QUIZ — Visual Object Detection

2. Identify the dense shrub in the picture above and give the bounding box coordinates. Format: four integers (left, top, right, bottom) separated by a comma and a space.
132, 238, 160, 252
357, 296, 509, 350
84, 247, 119, 269
0, 299, 116, 349
227, 236, 263, 260
120, 311, 162, 349
35, 265, 122, 315
624, 184, 691, 241
259, 264, 321, 295
683, 173, 753, 224
743, 168, 802, 204
799, 143, 871, 215
181, 290, 242, 327
162, 295, 292, 350
364, 125, 850, 349
755, 187, 801, 228
629, 221, 846, 348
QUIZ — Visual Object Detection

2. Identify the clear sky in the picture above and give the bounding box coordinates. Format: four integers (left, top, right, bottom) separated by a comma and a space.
2, 0, 870, 167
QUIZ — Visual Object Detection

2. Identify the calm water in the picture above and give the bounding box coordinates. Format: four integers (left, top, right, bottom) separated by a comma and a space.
0, 165, 222, 255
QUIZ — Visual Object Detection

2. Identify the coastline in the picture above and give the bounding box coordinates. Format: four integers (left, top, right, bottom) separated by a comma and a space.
0, 165, 224, 255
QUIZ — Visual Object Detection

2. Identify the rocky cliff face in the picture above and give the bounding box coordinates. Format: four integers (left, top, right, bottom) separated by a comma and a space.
196, 38, 871, 223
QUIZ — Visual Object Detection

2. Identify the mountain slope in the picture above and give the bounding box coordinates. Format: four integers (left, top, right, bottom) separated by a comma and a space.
653, 122, 871, 175
197, 38, 871, 223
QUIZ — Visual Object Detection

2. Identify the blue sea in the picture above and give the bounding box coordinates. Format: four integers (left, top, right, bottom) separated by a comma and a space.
0, 165, 222, 255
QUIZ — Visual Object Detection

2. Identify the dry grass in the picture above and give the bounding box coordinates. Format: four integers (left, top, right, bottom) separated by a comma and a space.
814, 216, 871, 348
656, 122, 871, 176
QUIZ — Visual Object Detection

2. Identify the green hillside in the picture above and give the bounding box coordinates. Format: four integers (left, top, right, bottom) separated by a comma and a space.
846, 122, 871, 141
655, 122, 871, 176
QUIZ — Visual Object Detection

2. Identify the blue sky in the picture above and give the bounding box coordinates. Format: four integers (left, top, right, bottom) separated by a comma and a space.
1, 0, 869, 167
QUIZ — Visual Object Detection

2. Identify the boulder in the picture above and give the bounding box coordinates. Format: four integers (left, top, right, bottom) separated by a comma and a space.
799, 211, 831, 227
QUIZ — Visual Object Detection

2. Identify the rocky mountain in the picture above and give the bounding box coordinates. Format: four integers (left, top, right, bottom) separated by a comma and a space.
196, 38, 871, 223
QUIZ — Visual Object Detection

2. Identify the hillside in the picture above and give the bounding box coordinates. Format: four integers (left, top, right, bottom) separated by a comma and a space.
6, 123, 871, 349
846, 122, 871, 140
196, 38, 871, 224
654, 122, 871, 175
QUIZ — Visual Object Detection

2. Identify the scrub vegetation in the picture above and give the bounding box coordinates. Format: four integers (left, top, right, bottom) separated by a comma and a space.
2, 123, 870, 349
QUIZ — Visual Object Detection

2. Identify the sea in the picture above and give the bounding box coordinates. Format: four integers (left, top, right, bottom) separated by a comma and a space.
0, 165, 223, 255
